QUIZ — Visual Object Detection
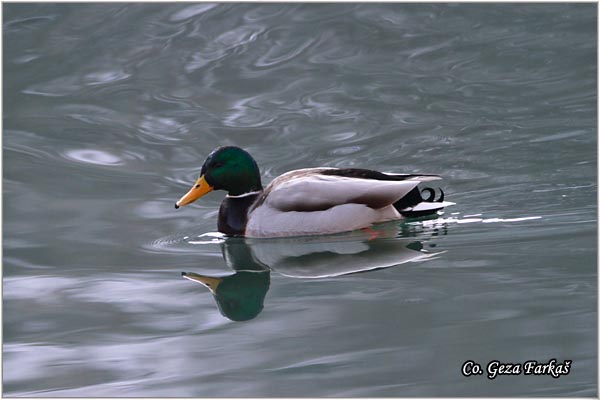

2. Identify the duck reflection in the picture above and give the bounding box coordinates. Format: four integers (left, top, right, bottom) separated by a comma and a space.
183, 270, 270, 322
182, 240, 270, 322
182, 232, 442, 322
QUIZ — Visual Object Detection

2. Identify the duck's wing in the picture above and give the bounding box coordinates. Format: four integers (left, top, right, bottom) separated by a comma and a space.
262, 168, 424, 212
319, 168, 443, 182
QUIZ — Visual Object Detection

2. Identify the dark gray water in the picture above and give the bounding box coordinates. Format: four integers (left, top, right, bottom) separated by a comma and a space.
3, 3, 597, 397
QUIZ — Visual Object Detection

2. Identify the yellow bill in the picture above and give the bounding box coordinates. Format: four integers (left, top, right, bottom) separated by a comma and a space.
175, 175, 213, 209
182, 272, 222, 294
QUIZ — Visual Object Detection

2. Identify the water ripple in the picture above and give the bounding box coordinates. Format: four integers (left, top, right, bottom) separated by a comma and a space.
64, 149, 124, 166
255, 35, 319, 68
138, 115, 189, 143
23, 69, 130, 97
169, 3, 218, 22
184, 25, 265, 73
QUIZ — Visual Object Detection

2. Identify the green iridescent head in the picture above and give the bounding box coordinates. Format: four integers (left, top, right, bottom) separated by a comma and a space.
175, 146, 263, 208
201, 146, 262, 195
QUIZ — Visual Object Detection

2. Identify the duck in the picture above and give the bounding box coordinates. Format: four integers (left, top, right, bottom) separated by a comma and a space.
175, 146, 453, 238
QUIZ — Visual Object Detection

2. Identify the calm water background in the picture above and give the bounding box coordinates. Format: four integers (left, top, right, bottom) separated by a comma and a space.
3, 3, 597, 397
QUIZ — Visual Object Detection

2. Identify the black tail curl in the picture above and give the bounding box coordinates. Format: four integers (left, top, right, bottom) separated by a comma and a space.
420, 187, 444, 203
393, 186, 446, 218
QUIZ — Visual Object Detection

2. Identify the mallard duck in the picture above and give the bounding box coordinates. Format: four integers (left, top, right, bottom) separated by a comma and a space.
175, 146, 453, 237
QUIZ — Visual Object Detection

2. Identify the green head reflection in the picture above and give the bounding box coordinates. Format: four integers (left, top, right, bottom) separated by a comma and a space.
182, 271, 270, 322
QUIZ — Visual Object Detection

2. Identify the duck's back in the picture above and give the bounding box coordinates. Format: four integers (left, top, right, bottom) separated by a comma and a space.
245, 168, 433, 237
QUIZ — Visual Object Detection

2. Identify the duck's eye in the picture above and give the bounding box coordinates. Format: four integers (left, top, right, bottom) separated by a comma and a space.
213, 161, 224, 168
